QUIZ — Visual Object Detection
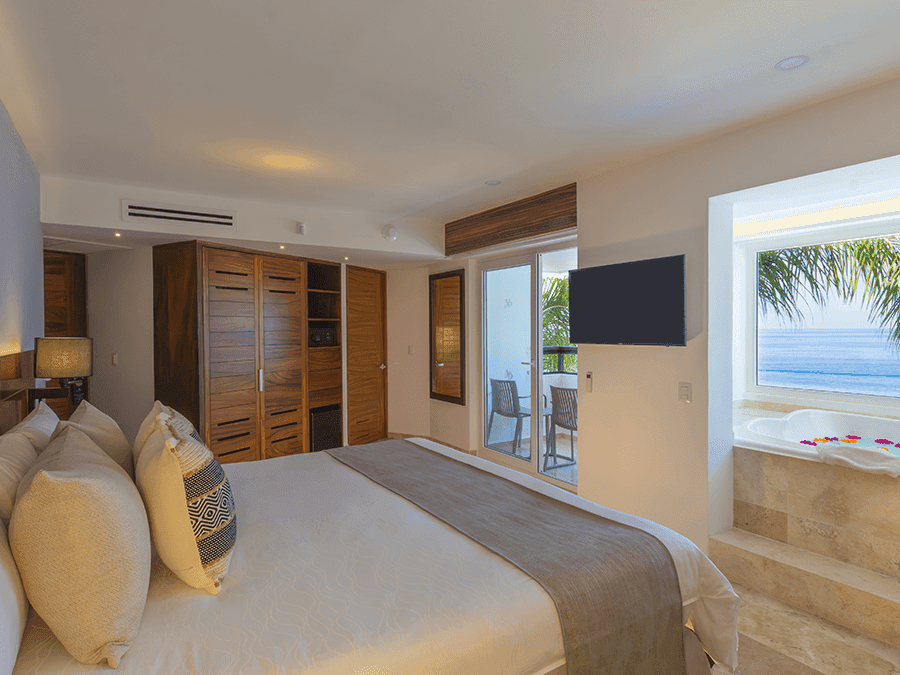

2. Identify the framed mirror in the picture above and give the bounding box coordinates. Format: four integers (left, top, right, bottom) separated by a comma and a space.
429, 269, 465, 405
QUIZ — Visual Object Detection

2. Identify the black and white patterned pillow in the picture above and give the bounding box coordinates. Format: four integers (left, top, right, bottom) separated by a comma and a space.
136, 412, 237, 595
166, 420, 237, 580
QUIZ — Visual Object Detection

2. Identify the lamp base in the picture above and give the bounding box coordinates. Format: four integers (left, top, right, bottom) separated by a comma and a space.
59, 378, 88, 406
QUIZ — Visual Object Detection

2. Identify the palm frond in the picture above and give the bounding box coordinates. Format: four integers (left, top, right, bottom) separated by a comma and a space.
757, 235, 900, 349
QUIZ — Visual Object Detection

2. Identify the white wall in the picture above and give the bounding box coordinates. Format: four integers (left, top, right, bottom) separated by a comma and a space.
385, 76, 900, 551
386, 266, 431, 437
0, 97, 42, 355
576, 77, 900, 549
41, 176, 443, 260
86, 246, 155, 443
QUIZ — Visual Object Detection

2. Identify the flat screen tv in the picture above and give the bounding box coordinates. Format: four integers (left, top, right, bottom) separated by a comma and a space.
568, 254, 686, 346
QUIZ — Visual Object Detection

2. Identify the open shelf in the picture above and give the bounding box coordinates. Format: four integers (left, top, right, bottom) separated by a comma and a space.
307, 262, 341, 292
308, 291, 340, 319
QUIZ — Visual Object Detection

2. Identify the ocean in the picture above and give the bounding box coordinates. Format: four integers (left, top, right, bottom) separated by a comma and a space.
757, 328, 900, 398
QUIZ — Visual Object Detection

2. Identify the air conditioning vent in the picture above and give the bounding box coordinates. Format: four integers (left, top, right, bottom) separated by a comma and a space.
122, 200, 237, 227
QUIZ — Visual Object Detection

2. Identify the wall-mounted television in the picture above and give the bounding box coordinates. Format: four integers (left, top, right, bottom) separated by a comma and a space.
568, 254, 686, 346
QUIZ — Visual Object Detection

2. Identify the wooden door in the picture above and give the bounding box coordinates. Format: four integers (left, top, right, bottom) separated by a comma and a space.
204, 248, 260, 464
259, 257, 306, 458
346, 266, 387, 445
43, 251, 87, 419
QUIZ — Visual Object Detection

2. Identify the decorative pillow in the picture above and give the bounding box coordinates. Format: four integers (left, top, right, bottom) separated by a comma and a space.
0, 519, 28, 675
136, 412, 235, 595
164, 406, 204, 444
8, 401, 59, 451
133, 402, 202, 465
64, 400, 134, 477
0, 432, 38, 525
9, 425, 151, 668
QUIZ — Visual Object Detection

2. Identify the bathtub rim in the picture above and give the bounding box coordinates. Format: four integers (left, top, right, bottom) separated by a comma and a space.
733, 407, 900, 463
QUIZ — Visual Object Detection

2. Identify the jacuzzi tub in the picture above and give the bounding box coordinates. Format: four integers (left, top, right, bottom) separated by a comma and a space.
735, 408, 900, 462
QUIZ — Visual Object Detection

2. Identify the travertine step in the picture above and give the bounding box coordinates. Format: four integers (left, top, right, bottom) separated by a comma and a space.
709, 528, 900, 647
732, 582, 900, 675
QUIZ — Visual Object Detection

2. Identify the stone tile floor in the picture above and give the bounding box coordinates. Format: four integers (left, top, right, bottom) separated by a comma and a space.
731, 582, 900, 675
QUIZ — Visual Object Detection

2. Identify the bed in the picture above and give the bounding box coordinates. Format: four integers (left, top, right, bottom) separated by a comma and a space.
0, 384, 739, 674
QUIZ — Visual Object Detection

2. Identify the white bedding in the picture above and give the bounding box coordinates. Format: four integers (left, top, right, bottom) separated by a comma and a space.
12, 438, 739, 674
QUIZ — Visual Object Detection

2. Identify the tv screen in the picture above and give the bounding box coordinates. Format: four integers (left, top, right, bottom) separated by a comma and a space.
568, 254, 686, 346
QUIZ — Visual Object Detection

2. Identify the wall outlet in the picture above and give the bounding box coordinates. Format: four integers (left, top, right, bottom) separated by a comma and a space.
111, 352, 118, 366
585, 371, 593, 393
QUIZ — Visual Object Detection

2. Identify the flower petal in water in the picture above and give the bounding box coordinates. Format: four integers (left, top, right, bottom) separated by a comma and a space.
840, 438, 858, 443
800, 440, 817, 446
846, 435, 861, 440
875, 439, 892, 445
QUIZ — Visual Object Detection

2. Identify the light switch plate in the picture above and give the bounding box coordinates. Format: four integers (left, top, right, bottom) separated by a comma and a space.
679, 382, 692, 403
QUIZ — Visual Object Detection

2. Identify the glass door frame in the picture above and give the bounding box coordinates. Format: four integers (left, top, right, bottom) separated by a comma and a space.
478, 246, 576, 493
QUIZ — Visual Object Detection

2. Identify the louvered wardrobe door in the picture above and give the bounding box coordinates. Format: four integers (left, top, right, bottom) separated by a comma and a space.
204, 249, 261, 464
259, 257, 306, 458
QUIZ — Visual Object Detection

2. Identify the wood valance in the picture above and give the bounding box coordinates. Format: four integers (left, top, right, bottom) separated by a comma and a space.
444, 183, 576, 256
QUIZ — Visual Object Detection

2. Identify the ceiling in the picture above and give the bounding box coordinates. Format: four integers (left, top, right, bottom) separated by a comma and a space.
3, 1, 900, 235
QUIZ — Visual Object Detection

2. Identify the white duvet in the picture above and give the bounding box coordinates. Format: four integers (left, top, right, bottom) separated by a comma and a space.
13, 439, 739, 674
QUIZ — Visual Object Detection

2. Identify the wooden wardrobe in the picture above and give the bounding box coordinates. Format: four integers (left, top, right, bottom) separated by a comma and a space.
153, 241, 341, 464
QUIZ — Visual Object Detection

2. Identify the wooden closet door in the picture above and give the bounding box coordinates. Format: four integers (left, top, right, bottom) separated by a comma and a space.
347, 266, 387, 445
204, 249, 260, 463
259, 257, 306, 458
43, 251, 87, 419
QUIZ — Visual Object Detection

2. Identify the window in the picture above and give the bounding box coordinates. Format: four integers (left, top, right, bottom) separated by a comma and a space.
736, 220, 900, 412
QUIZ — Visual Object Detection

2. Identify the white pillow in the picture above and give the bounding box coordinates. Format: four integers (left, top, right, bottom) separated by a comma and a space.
133, 402, 201, 465
63, 400, 134, 477
133, 401, 164, 463
0, 432, 38, 526
0, 519, 28, 675
136, 412, 235, 595
8, 401, 59, 452
9, 425, 151, 667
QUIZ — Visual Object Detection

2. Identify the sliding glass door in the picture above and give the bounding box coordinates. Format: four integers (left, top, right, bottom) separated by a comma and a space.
481, 247, 578, 487
483, 262, 536, 461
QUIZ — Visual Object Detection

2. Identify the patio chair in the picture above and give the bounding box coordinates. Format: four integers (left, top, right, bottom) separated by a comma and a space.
545, 385, 577, 470
487, 378, 550, 452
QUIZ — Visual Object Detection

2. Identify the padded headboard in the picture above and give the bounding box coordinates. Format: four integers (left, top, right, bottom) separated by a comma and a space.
0, 350, 34, 434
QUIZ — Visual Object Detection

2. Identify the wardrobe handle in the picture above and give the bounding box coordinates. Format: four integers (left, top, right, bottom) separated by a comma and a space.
258, 369, 264, 392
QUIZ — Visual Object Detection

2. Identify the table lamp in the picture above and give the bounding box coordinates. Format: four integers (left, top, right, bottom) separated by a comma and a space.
32, 337, 93, 407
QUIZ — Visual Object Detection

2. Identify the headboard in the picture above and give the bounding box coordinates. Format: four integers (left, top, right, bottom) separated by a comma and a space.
0, 350, 34, 434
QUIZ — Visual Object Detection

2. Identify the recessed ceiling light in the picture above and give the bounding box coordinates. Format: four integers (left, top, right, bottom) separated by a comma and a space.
262, 154, 318, 171
775, 55, 808, 71
279, 245, 285, 249
344, 256, 349, 261
485, 180, 501, 186
114, 232, 121, 237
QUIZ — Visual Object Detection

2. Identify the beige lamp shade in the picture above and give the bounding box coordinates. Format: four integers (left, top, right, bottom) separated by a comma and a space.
34, 338, 93, 379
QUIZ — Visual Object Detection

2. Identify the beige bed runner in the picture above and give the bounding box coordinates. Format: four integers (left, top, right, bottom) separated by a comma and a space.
327, 440, 685, 675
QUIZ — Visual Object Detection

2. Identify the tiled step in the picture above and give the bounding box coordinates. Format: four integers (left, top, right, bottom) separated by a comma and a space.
732, 582, 900, 675
709, 528, 900, 647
